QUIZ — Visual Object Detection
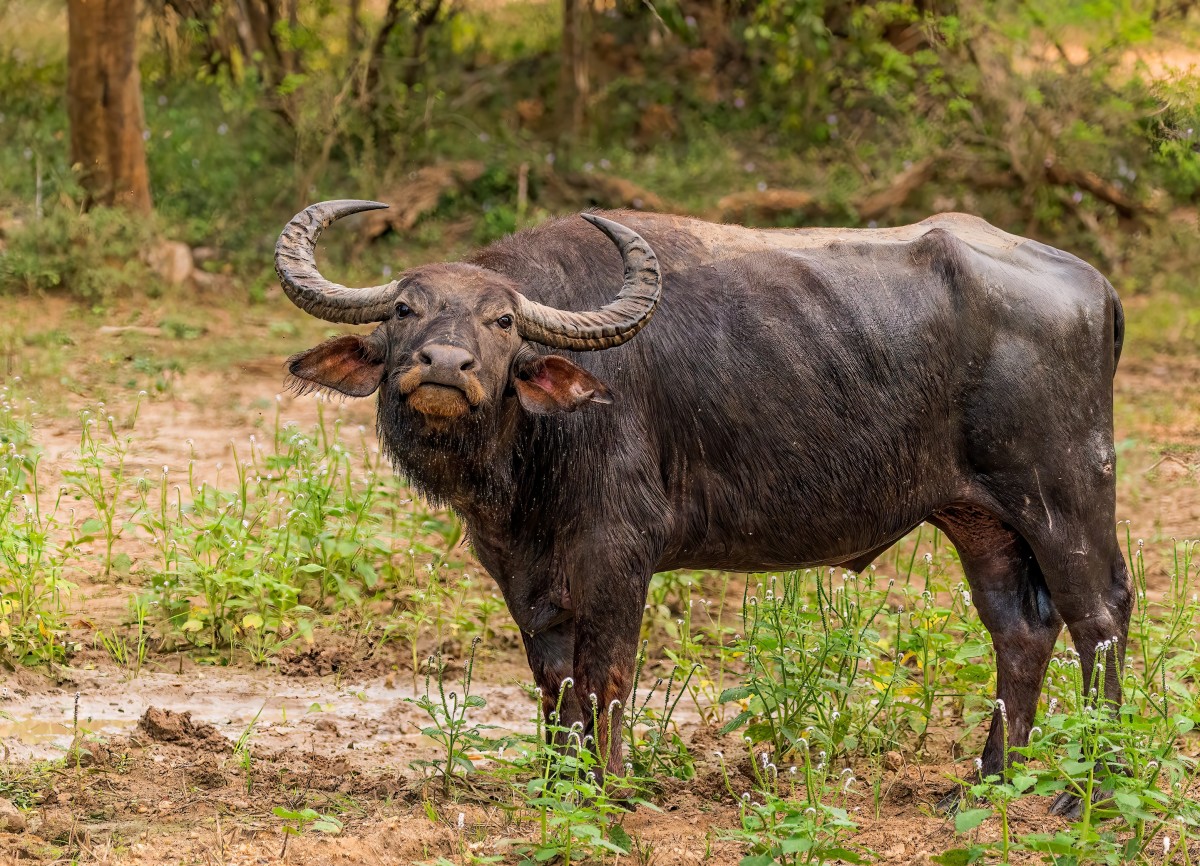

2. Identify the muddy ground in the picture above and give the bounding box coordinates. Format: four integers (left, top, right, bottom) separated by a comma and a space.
1, 295, 1199, 865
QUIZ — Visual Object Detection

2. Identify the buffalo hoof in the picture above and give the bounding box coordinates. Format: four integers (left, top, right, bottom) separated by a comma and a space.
1048, 791, 1084, 820
935, 787, 965, 816
1048, 782, 1113, 820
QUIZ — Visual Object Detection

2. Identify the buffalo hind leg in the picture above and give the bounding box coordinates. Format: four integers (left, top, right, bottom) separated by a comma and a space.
932, 505, 1063, 807
1033, 542, 1133, 818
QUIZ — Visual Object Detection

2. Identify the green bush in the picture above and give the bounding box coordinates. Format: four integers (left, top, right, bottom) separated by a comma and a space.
0, 206, 158, 301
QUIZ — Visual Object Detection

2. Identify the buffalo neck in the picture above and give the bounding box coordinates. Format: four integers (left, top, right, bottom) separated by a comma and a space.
376, 393, 540, 526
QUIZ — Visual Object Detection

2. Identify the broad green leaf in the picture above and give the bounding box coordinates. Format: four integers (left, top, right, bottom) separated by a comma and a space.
719, 685, 753, 703
954, 808, 991, 833
607, 824, 632, 853
719, 710, 752, 735
932, 847, 987, 866
739, 856, 775, 866
79, 518, 105, 536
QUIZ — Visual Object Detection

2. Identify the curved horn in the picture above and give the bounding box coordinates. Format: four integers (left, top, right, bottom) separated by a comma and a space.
515, 214, 662, 351
275, 199, 398, 324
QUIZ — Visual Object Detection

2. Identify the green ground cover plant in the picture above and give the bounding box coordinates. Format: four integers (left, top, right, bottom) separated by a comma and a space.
0, 377, 1197, 863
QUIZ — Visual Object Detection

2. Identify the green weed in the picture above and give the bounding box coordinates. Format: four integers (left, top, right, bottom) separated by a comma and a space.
93, 594, 150, 679
716, 738, 866, 866
624, 640, 697, 782
0, 382, 75, 665
408, 638, 497, 797
273, 805, 343, 860
498, 682, 650, 864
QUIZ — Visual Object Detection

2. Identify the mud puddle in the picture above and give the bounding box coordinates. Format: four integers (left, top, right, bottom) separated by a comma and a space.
0, 663, 707, 766
0, 668, 541, 763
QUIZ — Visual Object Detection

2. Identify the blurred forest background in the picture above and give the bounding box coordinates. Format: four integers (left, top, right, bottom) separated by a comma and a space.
1, 0, 1199, 354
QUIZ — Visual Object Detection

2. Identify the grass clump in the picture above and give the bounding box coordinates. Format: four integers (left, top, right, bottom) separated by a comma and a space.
0, 381, 75, 666
0, 207, 158, 301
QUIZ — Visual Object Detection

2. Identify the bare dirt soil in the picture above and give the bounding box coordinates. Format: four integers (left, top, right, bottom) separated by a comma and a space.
2, 296, 1198, 865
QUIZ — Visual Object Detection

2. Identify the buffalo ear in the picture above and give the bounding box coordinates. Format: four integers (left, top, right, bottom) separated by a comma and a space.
514, 355, 612, 415
287, 335, 385, 398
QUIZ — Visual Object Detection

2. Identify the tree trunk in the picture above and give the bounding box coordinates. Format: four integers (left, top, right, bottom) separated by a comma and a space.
347, 0, 364, 53
68, 0, 153, 213
558, 0, 589, 139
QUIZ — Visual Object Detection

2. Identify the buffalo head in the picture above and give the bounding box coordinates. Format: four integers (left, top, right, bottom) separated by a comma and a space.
276, 201, 661, 430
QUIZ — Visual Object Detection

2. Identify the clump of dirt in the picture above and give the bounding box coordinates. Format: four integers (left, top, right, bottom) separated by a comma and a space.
258, 748, 409, 797
189, 754, 229, 789
275, 632, 401, 678
137, 707, 231, 752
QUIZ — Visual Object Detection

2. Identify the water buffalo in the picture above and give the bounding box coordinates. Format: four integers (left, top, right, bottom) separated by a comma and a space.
275, 201, 1129, 809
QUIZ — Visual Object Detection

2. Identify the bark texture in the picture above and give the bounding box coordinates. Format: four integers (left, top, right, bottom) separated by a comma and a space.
68, 0, 153, 212
559, 0, 589, 138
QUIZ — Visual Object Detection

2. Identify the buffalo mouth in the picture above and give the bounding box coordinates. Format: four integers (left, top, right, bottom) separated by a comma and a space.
406, 383, 473, 420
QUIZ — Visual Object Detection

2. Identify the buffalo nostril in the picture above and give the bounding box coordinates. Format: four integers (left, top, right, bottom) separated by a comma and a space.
418, 344, 476, 374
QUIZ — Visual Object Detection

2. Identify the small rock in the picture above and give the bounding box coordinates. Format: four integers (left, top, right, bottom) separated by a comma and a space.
190, 269, 227, 291
146, 240, 193, 286
884, 750, 904, 772
0, 797, 26, 833
97, 325, 163, 337
190, 246, 221, 265
33, 808, 76, 844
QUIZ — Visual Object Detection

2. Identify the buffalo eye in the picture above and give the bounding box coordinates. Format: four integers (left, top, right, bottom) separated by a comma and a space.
496, 314, 514, 330
396, 302, 412, 318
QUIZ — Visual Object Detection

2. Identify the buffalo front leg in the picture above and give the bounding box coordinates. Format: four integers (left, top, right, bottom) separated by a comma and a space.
571, 566, 652, 788
520, 620, 582, 748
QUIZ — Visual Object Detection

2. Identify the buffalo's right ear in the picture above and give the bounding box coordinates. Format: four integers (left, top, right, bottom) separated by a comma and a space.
287, 335, 385, 398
